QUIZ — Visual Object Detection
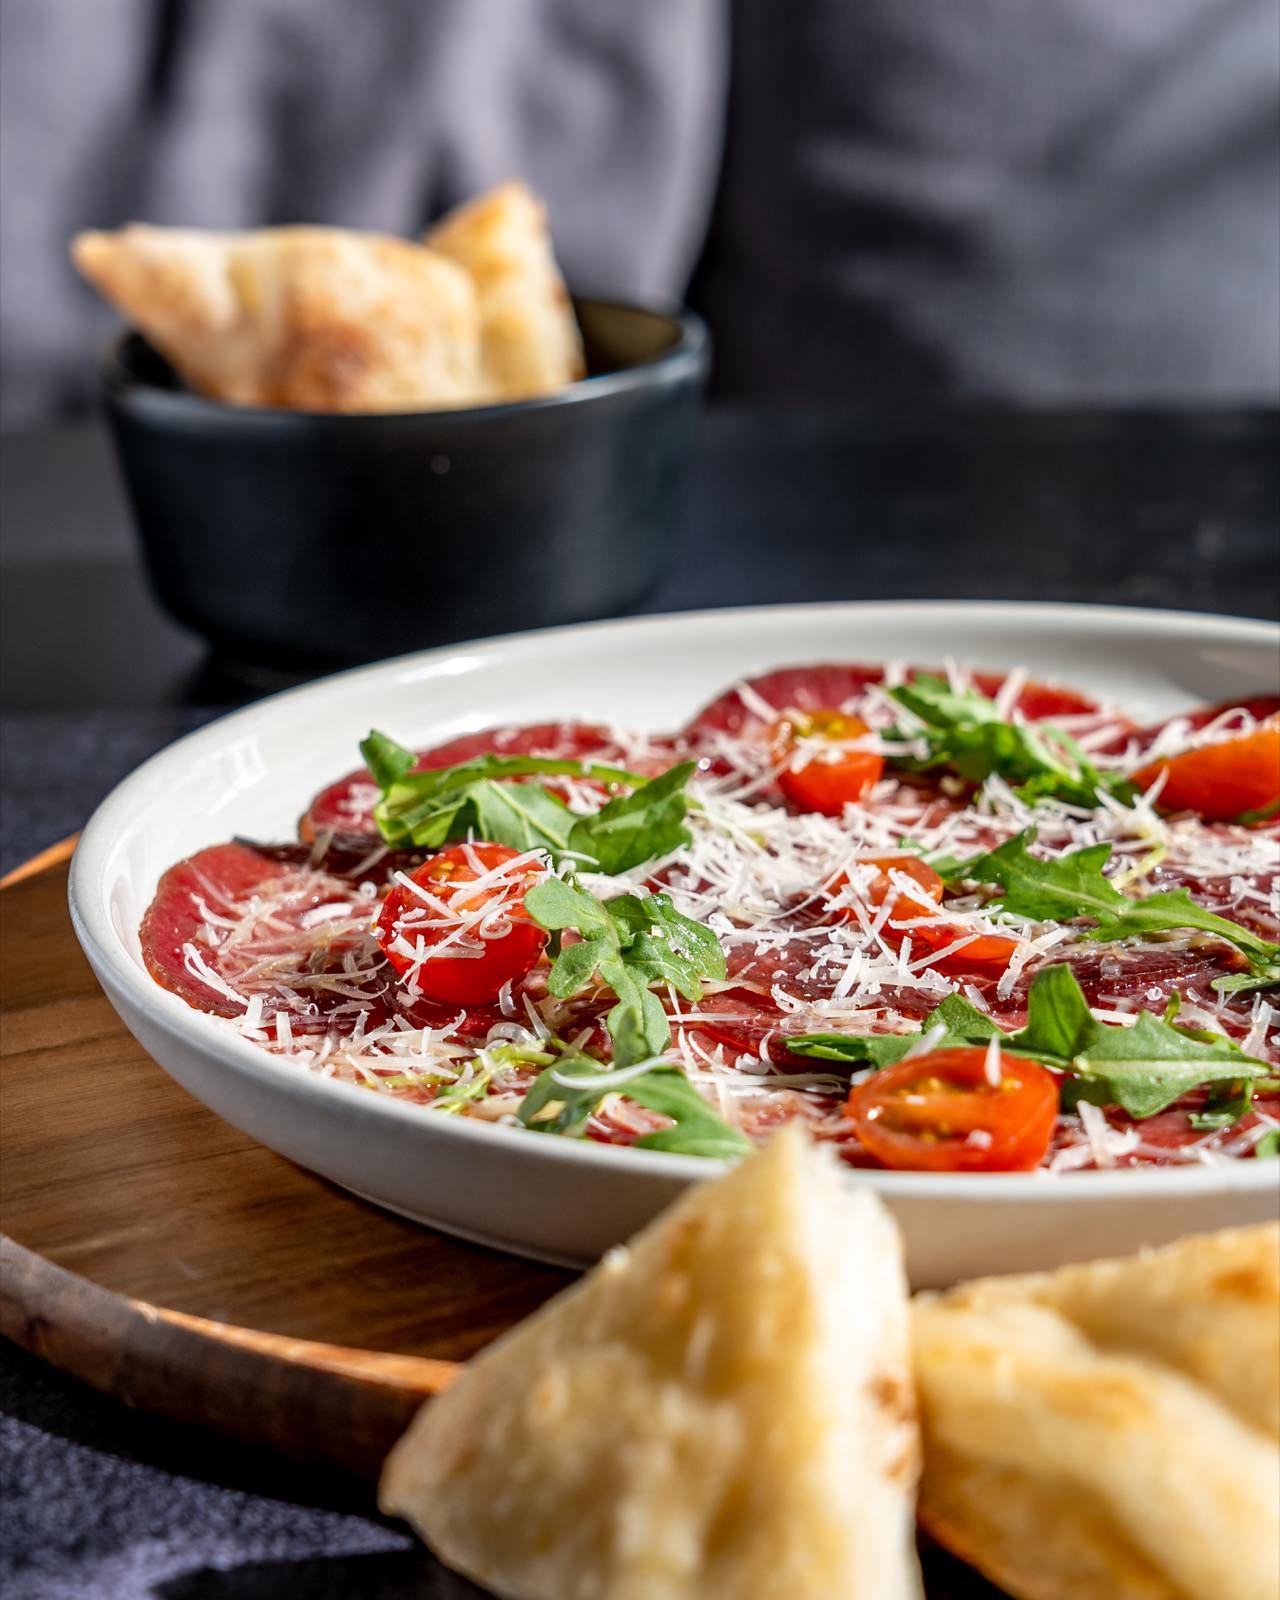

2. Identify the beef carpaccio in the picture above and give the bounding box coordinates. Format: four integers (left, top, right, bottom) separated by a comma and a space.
141, 662, 1280, 1174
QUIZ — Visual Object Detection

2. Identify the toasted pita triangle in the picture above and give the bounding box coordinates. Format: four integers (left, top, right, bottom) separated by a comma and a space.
427, 181, 585, 401
73, 225, 480, 411
381, 1128, 921, 1600
913, 1222, 1280, 1600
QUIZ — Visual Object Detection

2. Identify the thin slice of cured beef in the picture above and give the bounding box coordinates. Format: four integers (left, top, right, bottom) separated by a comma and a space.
670, 986, 822, 1067
143, 837, 529, 1053
1095, 694, 1280, 760
142, 842, 303, 1016
681, 662, 1103, 746
141, 838, 418, 1030
1077, 1088, 1280, 1166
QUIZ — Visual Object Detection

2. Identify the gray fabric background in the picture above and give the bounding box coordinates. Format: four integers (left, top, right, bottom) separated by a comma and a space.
700, 0, 1280, 403
2, 0, 1278, 424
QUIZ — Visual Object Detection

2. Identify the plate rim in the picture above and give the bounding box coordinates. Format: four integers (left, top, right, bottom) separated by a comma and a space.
70, 598, 1280, 1203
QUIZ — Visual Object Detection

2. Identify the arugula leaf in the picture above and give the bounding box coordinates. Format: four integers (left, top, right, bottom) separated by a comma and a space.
517, 1056, 750, 1158
601, 971, 671, 1068
927, 992, 1002, 1039
543, 934, 609, 993
1003, 960, 1095, 1061
377, 772, 575, 855
359, 732, 696, 872
425, 1036, 560, 1113
999, 962, 1264, 1119
360, 729, 418, 790
431, 1065, 496, 1111
1045, 1014, 1261, 1120
784, 992, 1001, 1068
788, 962, 1269, 1120
516, 1054, 612, 1137
468, 780, 576, 853
525, 878, 726, 1066
778, 1032, 928, 1069
428, 1041, 559, 1112
944, 829, 1279, 984
883, 674, 1134, 808
360, 742, 633, 849
1255, 1129, 1280, 1158
626, 1069, 755, 1158
1213, 971, 1280, 999
604, 892, 726, 998
1188, 1079, 1256, 1131
524, 875, 615, 946
889, 674, 1005, 731
566, 761, 695, 873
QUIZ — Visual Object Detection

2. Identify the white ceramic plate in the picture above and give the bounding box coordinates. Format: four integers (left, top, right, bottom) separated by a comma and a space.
70, 602, 1280, 1286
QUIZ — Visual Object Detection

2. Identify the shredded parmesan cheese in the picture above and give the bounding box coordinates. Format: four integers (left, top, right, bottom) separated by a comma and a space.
154, 672, 1279, 1170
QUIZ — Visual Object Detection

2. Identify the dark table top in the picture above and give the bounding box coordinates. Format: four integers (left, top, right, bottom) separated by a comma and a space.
4, 407, 1279, 715
2, 405, 1278, 1598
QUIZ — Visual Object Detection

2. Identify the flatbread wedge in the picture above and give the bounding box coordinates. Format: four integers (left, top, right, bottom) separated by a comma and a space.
913, 1222, 1280, 1600
427, 181, 585, 401
72, 225, 481, 411
380, 1127, 922, 1600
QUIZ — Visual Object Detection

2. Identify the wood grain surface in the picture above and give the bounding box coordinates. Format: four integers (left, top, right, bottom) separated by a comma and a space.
0, 856, 569, 1455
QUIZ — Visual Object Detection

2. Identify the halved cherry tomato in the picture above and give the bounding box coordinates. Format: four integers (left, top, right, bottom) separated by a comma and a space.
771, 709, 884, 815
857, 854, 946, 915
373, 843, 546, 1006
834, 854, 1019, 978
1132, 721, 1280, 822
844, 1046, 1059, 1172
912, 924, 1021, 978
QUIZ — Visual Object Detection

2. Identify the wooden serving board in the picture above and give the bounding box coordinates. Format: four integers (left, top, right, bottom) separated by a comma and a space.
0, 844, 1003, 1597
0, 844, 568, 1475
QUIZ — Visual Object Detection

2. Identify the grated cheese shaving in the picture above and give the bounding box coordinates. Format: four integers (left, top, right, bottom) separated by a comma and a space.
156, 670, 1279, 1170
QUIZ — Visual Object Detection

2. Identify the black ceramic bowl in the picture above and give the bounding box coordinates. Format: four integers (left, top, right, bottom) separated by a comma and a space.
101, 298, 708, 672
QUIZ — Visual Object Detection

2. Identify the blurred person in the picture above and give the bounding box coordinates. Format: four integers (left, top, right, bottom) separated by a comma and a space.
698, 0, 1280, 404
2, 0, 1277, 428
